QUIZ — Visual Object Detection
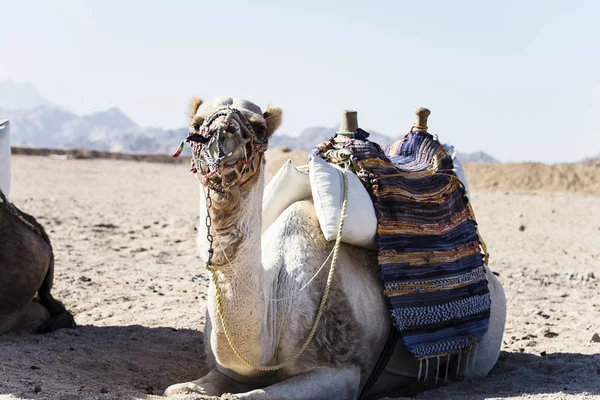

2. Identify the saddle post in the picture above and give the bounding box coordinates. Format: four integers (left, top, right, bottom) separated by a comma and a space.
336, 110, 359, 142
411, 107, 430, 133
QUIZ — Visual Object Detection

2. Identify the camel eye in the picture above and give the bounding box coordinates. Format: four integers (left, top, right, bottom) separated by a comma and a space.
193, 124, 200, 131
254, 126, 265, 138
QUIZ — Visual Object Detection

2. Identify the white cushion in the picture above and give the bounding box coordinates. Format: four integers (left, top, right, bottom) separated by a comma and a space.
309, 156, 377, 249
262, 160, 311, 233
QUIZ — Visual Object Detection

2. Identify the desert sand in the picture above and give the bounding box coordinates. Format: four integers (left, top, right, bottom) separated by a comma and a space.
1, 149, 599, 400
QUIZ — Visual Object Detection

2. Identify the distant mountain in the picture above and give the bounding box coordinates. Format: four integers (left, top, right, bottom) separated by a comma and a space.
271, 129, 498, 163
270, 126, 394, 151
0, 82, 498, 162
0, 80, 58, 110
456, 151, 498, 163
0, 105, 188, 154
1, 105, 499, 162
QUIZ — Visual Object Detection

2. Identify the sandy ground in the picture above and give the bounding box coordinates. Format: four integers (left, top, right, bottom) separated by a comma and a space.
1, 152, 599, 400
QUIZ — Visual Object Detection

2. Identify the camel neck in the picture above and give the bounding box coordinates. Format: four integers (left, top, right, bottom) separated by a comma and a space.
198, 170, 268, 375
199, 171, 264, 272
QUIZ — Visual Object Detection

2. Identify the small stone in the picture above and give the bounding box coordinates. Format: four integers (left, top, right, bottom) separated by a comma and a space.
591, 333, 600, 343
544, 331, 559, 338
536, 311, 550, 319
100, 387, 109, 394
145, 385, 154, 394
30, 365, 40, 370
540, 351, 547, 357
519, 225, 526, 232
34, 386, 42, 393
588, 272, 596, 280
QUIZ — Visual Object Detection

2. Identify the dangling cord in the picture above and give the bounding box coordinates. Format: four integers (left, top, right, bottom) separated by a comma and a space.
214, 230, 335, 302
206, 170, 349, 371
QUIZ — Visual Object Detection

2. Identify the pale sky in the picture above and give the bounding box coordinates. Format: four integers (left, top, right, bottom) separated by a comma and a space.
1, 0, 598, 162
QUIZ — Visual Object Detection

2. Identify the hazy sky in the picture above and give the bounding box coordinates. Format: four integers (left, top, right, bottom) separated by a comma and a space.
1, 0, 598, 162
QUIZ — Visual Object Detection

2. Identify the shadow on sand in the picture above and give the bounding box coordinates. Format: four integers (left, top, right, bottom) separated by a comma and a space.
385, 350, 600, 399
1, 326, 598, 400
0, 324, 207, 399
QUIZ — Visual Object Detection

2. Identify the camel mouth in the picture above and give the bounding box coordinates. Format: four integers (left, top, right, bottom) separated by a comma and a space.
189, 107, 267, 191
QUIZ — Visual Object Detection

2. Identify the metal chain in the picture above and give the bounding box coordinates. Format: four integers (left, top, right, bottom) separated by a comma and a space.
204, 187, 215, 270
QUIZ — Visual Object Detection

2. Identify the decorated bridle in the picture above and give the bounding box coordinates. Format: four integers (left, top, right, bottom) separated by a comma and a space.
172, 106, 268, 192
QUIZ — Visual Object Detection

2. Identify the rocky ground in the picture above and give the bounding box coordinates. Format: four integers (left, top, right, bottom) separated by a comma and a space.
1, 152, 599, 399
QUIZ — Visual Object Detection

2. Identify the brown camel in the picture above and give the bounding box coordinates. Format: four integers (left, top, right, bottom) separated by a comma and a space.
0, 189, 75, 334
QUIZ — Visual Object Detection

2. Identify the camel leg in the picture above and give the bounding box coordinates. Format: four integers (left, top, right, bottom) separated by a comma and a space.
36, 255, 75, 333
163, 369, 256, 397
235, 366, 362, 400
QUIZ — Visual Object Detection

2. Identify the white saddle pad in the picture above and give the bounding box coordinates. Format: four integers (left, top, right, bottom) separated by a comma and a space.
262, 158, 377, 250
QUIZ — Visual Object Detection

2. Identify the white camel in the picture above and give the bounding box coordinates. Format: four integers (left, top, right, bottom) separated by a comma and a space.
165, 96, 506, 399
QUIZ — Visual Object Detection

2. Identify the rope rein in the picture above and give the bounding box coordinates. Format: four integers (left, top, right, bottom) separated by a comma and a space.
205, 169, 349, 371
200, 184, 336, 302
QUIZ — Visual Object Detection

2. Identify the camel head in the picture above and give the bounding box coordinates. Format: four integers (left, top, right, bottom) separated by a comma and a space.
186, 96, 282, 192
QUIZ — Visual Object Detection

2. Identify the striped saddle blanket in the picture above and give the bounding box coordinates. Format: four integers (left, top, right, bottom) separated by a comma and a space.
312, 130, 491, 362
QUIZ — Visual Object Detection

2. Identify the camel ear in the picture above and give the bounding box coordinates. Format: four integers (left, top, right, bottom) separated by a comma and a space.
263, 106, 282, 139
189, 97, 203, 125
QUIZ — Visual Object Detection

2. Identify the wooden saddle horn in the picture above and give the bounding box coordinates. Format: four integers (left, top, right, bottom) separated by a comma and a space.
411, 107, 430, 133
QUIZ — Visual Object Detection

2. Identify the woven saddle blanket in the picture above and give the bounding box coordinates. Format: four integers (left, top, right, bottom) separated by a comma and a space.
312, 130, 491, 361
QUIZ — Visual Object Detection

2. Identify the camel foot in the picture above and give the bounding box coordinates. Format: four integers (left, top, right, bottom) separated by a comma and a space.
36, 296, 75, 333
14, 301, 51, 333
164, 369, 251, 397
